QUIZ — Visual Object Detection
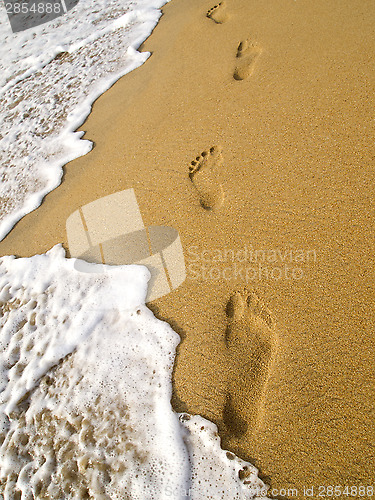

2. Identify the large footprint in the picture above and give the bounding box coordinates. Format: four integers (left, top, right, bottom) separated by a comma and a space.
189, 146, 225, 211
206, 2, 229, 24
233, 40, 262, 81
224, 289, 277, 438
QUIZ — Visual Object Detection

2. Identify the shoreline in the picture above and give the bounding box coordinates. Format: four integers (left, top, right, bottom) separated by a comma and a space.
0, 0, 164, 242
1, 0, 374, 495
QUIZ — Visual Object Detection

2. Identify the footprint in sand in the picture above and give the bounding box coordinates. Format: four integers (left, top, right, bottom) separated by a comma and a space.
206, 2, 229, 24
233, 40, 262, 81
189, 146, 225, 211
223, 289, 277, 437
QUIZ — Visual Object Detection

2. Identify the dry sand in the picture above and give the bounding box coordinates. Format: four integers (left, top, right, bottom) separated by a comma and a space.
1, 0, 375, 496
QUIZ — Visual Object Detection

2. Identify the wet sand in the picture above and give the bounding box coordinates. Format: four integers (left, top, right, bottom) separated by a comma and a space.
1, 0, 374, 496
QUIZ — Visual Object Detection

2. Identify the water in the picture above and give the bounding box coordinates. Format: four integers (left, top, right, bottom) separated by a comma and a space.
0, 0, 166, 241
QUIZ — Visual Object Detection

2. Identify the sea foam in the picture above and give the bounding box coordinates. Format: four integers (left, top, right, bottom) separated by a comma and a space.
0, 0, 168, 241
0, 246, 269, 499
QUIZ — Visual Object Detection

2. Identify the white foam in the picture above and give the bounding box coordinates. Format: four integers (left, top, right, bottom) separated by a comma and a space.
180, 415, 269, 499
0, 245, 149, 417
0, 0, 169, 241
0, 248, 270, 498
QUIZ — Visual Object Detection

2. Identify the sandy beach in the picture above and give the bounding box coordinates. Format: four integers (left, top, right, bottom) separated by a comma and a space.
1, 0, 374, 497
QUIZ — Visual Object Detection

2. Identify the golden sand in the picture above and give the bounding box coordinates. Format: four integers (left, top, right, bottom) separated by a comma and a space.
1, 0, 374, 495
